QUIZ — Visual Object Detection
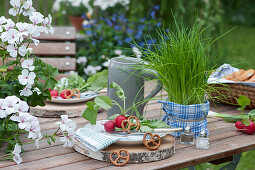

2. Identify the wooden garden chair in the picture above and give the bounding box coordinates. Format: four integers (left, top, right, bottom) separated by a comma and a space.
33, 26, 76, 80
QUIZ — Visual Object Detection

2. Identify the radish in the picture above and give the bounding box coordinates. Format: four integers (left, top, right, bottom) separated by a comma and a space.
115, 115, 127, 128
103, 120, 116, 133
235, 121, 244, 129
60, 90, 71, 99
50, 90, 59, 98
243, 120, 255, 135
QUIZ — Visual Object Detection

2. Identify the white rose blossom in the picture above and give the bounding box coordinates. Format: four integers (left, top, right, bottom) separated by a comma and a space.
102, 60, 110, 67
60, 130, 75, 147
12, 143, 22, 164
20, 84, 33, 97
76, 56, 88, 65
18, 69, 36, 85
33, 88, 41, 95
114, 49, 122, 56
21, 59, 35, 71
9, 0, 22, 16
7, 44, 26, 58
0, 16, 7, 32
84, 65, 102, 75
132, 47, 142, 58
56, 115, 77, 147
3, 19, 15, 31
13, 154, 22, 164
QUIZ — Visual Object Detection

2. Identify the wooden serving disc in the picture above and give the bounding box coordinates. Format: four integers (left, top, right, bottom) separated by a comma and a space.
30, 101, 87, 118
73, 135, 175, 163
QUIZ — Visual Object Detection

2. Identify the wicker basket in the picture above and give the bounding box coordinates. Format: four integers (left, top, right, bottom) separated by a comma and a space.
210, 83, 255, 109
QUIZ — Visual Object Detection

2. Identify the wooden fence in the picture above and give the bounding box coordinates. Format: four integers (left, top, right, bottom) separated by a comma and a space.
1, 0, 69, 25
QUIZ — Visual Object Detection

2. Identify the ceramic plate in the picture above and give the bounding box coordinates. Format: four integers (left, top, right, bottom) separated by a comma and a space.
84, 120, 166, 145
47, 92, 98, 104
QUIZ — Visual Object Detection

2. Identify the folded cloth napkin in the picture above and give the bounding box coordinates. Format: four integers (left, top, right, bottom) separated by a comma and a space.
74, 128, 122, 152
210, 63, 239, 79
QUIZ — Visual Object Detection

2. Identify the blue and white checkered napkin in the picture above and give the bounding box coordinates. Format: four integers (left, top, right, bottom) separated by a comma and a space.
160, 100, 209, 138
74, 128, 122, 152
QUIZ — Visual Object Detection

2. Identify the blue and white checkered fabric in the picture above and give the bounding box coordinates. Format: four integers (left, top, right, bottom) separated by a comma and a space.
74, 128, 121, 152
159, 100, 209, 138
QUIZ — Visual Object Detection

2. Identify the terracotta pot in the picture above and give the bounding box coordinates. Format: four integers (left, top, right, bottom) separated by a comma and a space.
69, 16, 84, 31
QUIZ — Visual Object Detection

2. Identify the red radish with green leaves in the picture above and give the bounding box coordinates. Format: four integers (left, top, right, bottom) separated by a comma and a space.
243, 120, 255, 135
60, 90, 71, 99
102, 120, 116, 133
235, 121, 244, 129
50, 90, 59, 98
115, 115, 127, 128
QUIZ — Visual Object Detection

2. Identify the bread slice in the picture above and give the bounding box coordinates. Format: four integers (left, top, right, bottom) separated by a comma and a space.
225, 69, 244, 81
246, 71, 255, 82
236, 69, 255, 81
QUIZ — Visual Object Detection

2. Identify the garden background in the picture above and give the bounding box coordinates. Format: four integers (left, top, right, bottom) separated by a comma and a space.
1, 0, 255, 169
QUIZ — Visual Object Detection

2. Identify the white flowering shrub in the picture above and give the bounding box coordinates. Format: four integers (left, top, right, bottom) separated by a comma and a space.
0, 0, 58, 107
0, 0, 74, 165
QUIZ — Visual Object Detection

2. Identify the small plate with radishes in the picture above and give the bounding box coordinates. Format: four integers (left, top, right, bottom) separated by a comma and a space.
48, 89, 98, 104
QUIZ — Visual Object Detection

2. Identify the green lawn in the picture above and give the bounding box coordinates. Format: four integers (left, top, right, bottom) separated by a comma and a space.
183, 24, 255, 170
218, 25, 255, 69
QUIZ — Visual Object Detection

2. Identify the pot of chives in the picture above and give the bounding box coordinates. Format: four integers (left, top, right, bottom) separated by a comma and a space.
137, 21, 220, 138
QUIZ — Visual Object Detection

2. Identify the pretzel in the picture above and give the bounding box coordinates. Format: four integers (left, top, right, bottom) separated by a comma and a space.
64, 89, 73, 99
64, 89, 81, 99
143, 132, 161, 151
71, 89, 81, 98
109, 149, 130, 166
121, 116, 140, 132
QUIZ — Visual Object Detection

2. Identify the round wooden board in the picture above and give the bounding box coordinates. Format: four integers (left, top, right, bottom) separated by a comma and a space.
73, 135, 175, 163
30, 101, 87, 118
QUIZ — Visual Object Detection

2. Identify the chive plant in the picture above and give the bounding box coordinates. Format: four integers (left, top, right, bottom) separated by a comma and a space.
138, 21, 220, 105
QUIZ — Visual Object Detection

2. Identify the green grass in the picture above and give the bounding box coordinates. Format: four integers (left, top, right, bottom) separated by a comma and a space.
218, 25, 255, 69
139, 22, 216, 105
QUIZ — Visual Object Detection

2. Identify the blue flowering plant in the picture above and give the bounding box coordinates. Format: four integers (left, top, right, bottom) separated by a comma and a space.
76, 5, 163, 77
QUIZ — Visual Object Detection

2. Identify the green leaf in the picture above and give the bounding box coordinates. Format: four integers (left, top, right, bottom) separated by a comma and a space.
47, 138, 51, 145
0, 66, 7, 72
108, 114, 120, 120
141, 119, 170, 129
0, 80, 8, 87
140, 126, 154, 133
83, 107, 98, 125
237, 95, 250, 108
86, 101, 96, 108
94, 96, 113, 110
50, 136, 56, 143
51, 68, 59, 77
110, 82, 126, 100
87, 70, 108, 91
45, 77, 57, 89
249, 109, 255, 114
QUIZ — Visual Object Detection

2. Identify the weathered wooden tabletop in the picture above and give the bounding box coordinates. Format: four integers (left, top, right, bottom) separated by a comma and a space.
1, 89, 255, 169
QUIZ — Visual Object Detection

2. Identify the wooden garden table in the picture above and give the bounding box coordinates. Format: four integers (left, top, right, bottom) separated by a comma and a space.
0, 86, 255, 169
